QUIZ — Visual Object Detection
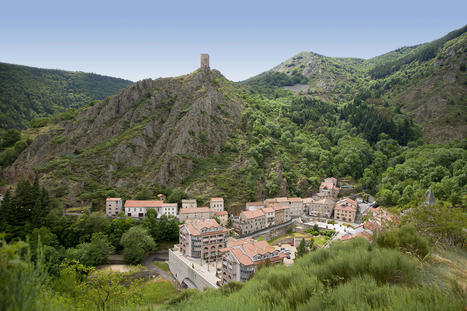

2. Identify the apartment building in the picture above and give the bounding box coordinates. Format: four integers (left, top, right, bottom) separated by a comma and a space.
179, 218, 229, 261
334, 197, 358, 223
239, 209, 267, 235
179, 207, 215, 221
182, 199, 197, 209
220, 238, 285, 284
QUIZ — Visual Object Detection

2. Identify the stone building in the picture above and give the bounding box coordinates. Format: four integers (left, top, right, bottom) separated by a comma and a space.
106, 198, 123, 217
200, 53, 209, 69
220, 238, 285, 284
210, 197, 224, 212
246, 201, 264, 211
273, 205, 291, 224
182, 199, 197, 209
306, 197, 336, 218
179, 207, 215, 221
239, 209, 267, 235
215, 211, 228, 226
334, 198, 358, 222
179, 218, 228, 261
288, 197, 304, 217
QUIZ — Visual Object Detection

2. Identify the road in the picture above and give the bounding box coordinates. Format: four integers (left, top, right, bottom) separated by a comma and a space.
143, 250, 182, 290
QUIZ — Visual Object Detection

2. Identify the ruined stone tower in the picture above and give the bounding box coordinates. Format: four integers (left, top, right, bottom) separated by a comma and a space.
200, 53, 209, 69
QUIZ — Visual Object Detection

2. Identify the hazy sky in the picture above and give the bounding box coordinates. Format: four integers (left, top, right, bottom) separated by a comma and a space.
1, 0, 465, 82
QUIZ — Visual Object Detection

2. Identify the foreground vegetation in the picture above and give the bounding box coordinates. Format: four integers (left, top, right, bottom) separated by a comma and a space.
2, 225, 464, 311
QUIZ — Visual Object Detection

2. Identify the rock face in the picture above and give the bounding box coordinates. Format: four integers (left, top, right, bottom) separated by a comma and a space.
4, 69, 244, 204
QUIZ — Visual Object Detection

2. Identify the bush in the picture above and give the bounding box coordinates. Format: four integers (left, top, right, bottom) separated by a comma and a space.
376, 224, 430, 259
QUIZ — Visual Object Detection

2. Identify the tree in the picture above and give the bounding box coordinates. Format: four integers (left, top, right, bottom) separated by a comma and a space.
86, 269, 143, 311
120, 226, 155, 264
88, 232, 114, 265
106, 217, 135, 250
296, 238, 308, 258
134, 187, 153, 200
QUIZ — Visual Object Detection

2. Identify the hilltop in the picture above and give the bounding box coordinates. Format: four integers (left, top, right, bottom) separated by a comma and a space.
0, 62, 132, 130
3, 68, 243, 206
242, 25, 467, 143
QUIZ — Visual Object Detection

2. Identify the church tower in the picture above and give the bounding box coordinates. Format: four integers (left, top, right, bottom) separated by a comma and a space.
200, 53, 209, 69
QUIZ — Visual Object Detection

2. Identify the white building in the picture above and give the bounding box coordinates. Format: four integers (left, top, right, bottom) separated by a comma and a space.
124, 200, 178, 218
106, 198, 123, 217
210, 197, 224, 212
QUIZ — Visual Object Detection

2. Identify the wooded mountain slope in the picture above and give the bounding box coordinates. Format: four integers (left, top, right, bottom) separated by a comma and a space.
0, 62, 132, 130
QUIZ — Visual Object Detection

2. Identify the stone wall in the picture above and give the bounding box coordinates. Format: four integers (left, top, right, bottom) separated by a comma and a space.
168, 249, 217, 291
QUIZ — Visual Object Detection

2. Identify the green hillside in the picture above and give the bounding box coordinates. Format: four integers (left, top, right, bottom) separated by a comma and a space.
0, 62, 132, 130
242, 25, 467, 143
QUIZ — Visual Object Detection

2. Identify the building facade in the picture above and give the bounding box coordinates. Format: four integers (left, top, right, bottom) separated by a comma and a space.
239, 209, 267, 235
306, 198, 335, 218
210, 198, 224, 212
124, 200, 178, 218
272, 205, 291, 224
182, 199, 197, 209
106, 198, 123, 217
215, 211, 228, 226
179, 218, 228, 261
334, 198, 358, 222
179, 207, 215, 221
220, 238, 285, 284
288, 198, 304, 217
246, 202, 264, 211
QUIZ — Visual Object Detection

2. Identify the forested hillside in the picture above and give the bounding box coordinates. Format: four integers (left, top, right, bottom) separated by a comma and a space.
242, 25, 467, 143
0, 62, 132, 130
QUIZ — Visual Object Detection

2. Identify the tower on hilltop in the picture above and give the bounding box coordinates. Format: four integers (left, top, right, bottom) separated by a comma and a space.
200, 53, 209, 69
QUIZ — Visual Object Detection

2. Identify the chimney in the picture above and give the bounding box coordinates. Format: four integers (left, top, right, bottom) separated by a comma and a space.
200, 53, 209, 69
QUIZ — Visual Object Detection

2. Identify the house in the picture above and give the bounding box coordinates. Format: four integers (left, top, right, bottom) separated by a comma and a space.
124, 200, 177, 218
273, 205, 291, 225
220, 238, 285, 284
239, 209, 267, 235
179, 207, 215, 221
106, 198, 123, 217
306, 198, 335, 218
261, 207, 275, 227
161, 203, 178, 218
215, 211, 228, 226
179, 218, 228, 261
319, 182, 340, 198
182, 199, 197, 209
334, 198, 358, 223
210, 197, 224, 212
246, 202, 264, 211
288, 198, 304, 217
157, 193, 166, 201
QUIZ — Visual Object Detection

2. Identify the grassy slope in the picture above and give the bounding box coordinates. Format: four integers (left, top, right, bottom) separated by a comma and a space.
0, 62, 132, 130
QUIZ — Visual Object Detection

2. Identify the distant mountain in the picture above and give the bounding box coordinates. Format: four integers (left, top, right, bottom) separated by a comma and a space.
242, 25, 467, 143
0, 62, 132, 130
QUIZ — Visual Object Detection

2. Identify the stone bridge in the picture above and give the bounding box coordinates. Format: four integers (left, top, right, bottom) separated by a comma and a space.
168, 247, 219, 291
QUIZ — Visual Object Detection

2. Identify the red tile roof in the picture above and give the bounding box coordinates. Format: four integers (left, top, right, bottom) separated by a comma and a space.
215, 211, 228, 216
124, 200, 162, 208
240, 209, 265, 219
210, 197, 224, 201
222, 238, 282, 266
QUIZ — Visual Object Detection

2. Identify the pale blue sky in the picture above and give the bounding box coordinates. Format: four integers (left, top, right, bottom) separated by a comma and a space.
1, 0, 465, 81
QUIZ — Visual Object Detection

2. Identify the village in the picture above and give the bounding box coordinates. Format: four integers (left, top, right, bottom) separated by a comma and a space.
104, 177, 397, 290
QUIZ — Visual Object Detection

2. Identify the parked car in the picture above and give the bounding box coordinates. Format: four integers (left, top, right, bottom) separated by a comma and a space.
290, 241, 294, 246
286, 255, 291, 259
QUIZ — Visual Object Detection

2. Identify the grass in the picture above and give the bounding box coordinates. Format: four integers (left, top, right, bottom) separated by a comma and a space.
153, 262, 170, 273
312, 235, 330, 247
257, 235, 265, 241
140, 277, 178, 305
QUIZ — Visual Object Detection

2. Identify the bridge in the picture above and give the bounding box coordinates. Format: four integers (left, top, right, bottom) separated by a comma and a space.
168, 247, 219, 291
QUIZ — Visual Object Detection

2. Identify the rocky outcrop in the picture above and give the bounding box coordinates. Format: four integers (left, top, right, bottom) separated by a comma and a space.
4, 69, 244, 204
